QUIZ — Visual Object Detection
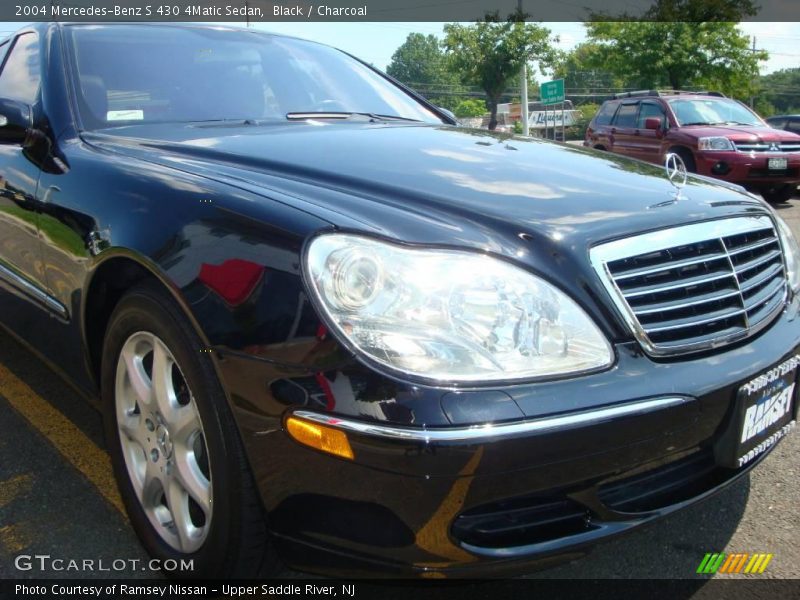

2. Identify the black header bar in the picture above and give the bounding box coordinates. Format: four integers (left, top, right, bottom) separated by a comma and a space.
3, 1, 799, 22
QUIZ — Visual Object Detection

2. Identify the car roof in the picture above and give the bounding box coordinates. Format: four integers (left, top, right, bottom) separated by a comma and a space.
767, 114, 800, 119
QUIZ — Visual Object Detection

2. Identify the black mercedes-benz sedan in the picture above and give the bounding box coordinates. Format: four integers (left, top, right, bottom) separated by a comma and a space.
0, 22, 797, 578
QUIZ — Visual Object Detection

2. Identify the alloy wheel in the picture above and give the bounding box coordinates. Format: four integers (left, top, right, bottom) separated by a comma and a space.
114, 331, 212, 553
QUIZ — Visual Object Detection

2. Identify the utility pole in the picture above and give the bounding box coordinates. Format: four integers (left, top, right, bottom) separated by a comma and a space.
518, 0, 529, 136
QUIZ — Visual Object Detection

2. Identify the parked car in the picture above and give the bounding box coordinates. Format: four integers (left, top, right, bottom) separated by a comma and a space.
767, 114, 800, 135
585, 91, 800, 203
2, 23, 800, 578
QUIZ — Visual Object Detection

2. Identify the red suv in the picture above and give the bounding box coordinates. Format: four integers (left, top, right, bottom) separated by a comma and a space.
585, 91, 800, 203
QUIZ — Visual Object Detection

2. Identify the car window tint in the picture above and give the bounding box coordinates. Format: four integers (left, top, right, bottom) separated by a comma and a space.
767, 118, 787, 129
613, 103, 638, 128
0, 33, 40, 104
0, 40, 10, 69
67, 25, 441, 128
637, 103, 665, 128
787, 119, 800, 133
594, 102, 617, 126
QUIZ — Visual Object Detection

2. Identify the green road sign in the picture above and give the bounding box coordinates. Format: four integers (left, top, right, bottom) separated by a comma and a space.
540, 79, 565, 105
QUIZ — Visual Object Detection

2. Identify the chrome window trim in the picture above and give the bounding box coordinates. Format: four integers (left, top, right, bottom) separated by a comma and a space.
590, 215, 787, 357
291, 397, 688, 442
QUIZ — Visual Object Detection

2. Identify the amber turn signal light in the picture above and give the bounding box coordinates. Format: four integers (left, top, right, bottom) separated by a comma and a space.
285, 416, 354, 460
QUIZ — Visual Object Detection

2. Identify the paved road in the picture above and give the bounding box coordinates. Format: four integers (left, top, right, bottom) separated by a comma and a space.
0, 195, 799, 582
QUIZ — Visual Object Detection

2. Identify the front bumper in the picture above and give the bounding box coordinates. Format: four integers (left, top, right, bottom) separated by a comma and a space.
219, 296, 800, 578
694, 151, 800, 185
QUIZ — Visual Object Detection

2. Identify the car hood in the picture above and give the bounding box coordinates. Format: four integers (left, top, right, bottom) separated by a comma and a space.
83, 122, 767, 249
679, 124, 800, 142
83, 122, 773, 339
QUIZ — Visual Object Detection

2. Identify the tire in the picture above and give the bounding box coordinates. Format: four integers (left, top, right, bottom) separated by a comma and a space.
101, 282, 277, 578
672, 148, 696, 173
760, 184, 796, 204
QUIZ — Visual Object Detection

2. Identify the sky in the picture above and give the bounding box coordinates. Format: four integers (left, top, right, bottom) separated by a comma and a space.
1, 21, 798, 75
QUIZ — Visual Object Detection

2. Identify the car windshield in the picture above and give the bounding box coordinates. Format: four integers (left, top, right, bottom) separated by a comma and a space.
65, 25, 442, 129
668, 98, 763, 127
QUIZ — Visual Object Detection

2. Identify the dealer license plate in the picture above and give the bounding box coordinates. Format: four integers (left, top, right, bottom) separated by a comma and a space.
768, 157, 788, 170
734, 355, 798, 468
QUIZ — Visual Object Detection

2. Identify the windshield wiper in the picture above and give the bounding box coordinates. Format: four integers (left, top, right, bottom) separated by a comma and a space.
285, 111, 422, 123
680, 121, 726, 126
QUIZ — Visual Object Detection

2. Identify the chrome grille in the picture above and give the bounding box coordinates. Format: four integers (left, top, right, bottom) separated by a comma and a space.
734, 141, 800, 153
590, 216, 787, 356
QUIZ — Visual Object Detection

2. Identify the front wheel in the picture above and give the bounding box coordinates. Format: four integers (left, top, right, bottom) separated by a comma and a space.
759, 184, 796, 204
671, 148, 696, 173
101, 283, 277, 578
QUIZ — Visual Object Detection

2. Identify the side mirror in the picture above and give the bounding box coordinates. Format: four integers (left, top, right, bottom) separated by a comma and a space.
437, 106, 457, 123
0, 98, 33, 145
644, 117, 662, 132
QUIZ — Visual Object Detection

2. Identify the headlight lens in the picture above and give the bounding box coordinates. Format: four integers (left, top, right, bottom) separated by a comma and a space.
698, 136, 735, 151
305, 234, 613, 383
774, 213, 800, 293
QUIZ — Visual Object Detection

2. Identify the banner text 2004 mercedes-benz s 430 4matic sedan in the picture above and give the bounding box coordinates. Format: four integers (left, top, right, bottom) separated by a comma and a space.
0, 22, 797, 578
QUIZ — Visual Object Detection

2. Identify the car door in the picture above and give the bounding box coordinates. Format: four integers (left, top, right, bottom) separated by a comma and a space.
630, 101, 667, 164
608, 101, 639, 157
787, 118, 800, 135
586, 101, 618, 149
0, 32, 58, 345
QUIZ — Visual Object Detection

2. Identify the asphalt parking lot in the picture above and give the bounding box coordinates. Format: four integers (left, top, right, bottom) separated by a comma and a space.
0, 193, 799, 582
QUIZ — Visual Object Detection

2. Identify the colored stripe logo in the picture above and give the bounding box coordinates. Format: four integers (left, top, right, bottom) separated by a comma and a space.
697, 553, 773, 574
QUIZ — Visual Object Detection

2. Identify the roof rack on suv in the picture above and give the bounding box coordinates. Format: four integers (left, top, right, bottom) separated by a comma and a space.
613, 90, 659, 99
612, 90, 726, 99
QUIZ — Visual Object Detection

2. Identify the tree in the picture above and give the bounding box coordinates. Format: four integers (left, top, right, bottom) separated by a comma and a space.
584, 21, 766, 98
590, 0, 758, 21
758, 68, 800, 115
443, 13, 557, 130
638, 0, 758, 21
552, 43, 624, 101
581, 1, 765, 99
453, 98, 486, 118
387, 33, 461, 111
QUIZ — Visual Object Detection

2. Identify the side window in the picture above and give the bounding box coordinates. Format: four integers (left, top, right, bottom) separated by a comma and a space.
593, 102, 618, 126
768, 118, 787, 130
638, 102, 666, 128
0, 33, 41, 104
613, 103, 638, 128
0, 40, 10, 69
787, 119, 800, 134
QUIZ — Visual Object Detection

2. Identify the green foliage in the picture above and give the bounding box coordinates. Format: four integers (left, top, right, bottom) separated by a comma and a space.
387, 33, 450, 89
591, 0, 758, 21
639, 0, 758, 21
453, 98, 487, 118
553, 43, 624, 99
758, 68, 800, 116
386, 33, 461, 111
565, 103, 600, 141
584, 21, 766, 99
443, 13, 558, 130
513, 120, 523, 134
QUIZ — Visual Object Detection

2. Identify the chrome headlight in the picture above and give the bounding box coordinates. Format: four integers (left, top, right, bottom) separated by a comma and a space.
774, 213, 800, 293
304, 234, 613, 383
698, 137, 735, 151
